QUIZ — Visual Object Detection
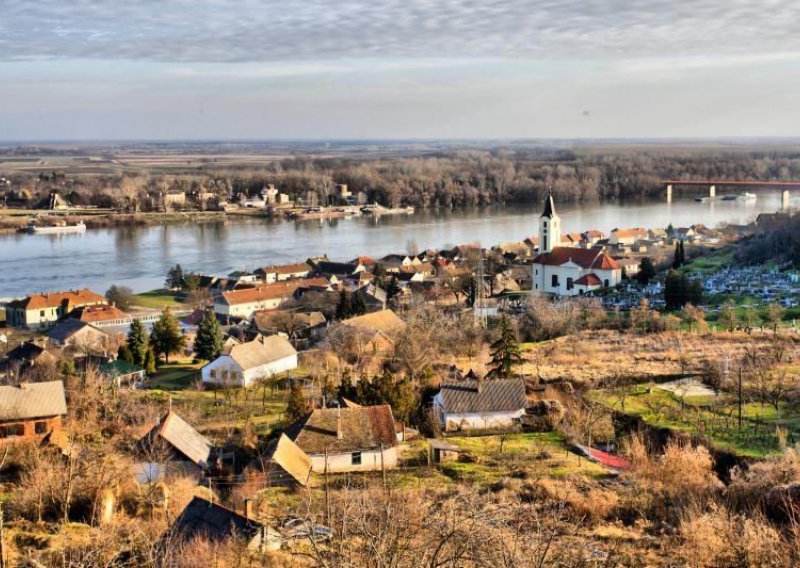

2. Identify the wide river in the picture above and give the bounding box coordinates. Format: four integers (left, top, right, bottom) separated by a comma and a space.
0, 194, 787, 298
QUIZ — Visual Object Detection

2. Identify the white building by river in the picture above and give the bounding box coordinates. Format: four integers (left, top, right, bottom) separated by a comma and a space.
531, 195, 622, 297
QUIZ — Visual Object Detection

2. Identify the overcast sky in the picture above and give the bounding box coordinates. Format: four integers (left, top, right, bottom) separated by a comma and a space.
2, 0, 800, 140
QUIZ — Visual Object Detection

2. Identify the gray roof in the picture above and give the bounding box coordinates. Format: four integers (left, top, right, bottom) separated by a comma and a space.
149, 411, 213, 467
226, 335, 297, 371
0, 380, 67, 421
45, 319, 96, 343
437, 379, 526, 414
170, 497, 263, 544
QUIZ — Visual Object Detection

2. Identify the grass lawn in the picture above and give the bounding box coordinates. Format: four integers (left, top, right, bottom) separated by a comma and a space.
679, 246, 735, 275
148, 359, 203, 390
133, 289, 184, 310
593, 384, 800, 459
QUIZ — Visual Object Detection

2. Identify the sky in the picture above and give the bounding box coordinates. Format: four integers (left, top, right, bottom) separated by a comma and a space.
2, 0, 800, 140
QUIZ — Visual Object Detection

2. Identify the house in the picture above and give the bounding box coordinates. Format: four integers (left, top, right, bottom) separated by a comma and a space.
4, 341, 59, 374
142, 410, 214, 472
340, 309, 405, 353
561, 232, 584, 247
615, 257, 642, 277
249, 433, 313, 487
531, 196, 622, 296
284, 404, 398, 473
201, 335, 298, 388
45, 319, 111, 351
214, 278, 330, 319
433, 378, 527, 432
67, 304, 132, 328
169, 497, 281, 552
582, 230, 605, 245
255, 262, 311, 284
227, 270, 260, 285
608, 227, 648, 246
163, 190, 186, 210
0, 381, 67, 446
6, 289, 107, 329
354, 284, 387, 312
313, 261, 365, 278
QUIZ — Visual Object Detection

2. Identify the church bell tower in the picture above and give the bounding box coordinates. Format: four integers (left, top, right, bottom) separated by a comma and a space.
538, 192, 560, 253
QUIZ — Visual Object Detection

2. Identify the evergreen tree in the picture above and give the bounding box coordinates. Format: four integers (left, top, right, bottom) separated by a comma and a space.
664, 270, 703, 310
194, 310, 224, 361
672, 241, 682, 269
286, 380, 311, 422
127, 318, 149, 366
117, 344, 134, 364
637, 257, 657, 285
165, 264, 185, 290
144, 348, 157, 374
337, 371, 358, 401
385, 276, 401, 307
486, 315, 523, 379
351, 292, 367, 316
336, 289, 352, 320
679, 240, 686, 265
150, 309, 187, 364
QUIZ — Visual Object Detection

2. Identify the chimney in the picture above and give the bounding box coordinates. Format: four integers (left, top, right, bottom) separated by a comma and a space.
244, 498, 254, 520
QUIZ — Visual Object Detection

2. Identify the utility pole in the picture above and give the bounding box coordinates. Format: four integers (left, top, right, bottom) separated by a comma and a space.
380, 443, 386, 492
0, 500, 5, 568
474, 246, 487, 327
324, 447, 331, 525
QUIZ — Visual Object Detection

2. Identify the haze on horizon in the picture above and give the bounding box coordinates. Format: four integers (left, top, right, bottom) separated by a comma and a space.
2, 1, 800, 141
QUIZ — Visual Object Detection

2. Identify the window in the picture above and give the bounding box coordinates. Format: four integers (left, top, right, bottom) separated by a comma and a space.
351, 452, 362, 466
0, 423, 24, 438
604, 279, 609, 287
543, 222, 548, 228
35, 421, 48, 434
551, 275, 559, 288
567, 277, 574, 291
543, 237, 548, 250
40, 310, 45, 317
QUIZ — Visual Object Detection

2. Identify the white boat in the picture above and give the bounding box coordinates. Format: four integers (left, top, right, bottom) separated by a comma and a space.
27, 221, 87, 234
739, 192, 757, 202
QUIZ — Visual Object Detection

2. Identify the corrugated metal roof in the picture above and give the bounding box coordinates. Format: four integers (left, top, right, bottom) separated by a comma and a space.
0, 380, 67, 420
438, 379, 526, 414
152, 411, 213, 467
260, 433, 312, 486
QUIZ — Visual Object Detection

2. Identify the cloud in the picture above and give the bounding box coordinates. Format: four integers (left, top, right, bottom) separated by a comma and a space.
2, 0, 800, 63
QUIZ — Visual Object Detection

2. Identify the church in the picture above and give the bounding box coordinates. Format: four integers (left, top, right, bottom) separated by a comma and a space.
531, 194, 622, 296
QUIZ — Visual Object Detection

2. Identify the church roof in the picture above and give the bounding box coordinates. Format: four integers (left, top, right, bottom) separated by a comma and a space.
533, 247, 621, 270
541, 193, 556, 218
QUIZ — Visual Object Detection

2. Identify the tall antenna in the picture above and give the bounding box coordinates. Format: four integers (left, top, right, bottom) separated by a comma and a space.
474, 244, 487, 327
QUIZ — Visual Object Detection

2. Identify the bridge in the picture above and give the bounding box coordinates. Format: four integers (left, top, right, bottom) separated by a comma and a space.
663, 179, 800, 208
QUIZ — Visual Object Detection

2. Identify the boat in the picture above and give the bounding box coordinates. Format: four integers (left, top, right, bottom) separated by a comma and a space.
739, 192, 757, 202
26, 221, 87, 234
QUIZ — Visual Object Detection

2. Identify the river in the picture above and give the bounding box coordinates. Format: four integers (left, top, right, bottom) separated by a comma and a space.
0, 194, 786, 298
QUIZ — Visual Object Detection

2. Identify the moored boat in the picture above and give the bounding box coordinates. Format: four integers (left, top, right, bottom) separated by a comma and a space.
27, 221, 87, 234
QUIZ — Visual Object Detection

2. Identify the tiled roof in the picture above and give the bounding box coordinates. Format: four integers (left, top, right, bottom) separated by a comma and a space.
170, 497, 264, 544
612, 227, 648, 239
532, 247, 621, 270
257, 262, 311, 275
220, 278, 329, 306
227, 335, 297, 370
574, 273, 603, 286
7, 289, 105, 311
438, 379, 526, 414
0, 380, 67, 420
314, 261, 360, 276
341, 309, 405, 334
150, 411, 214, 467
69, 304, 130, 323
285, 404, 397, 454
45, 319, 97, 343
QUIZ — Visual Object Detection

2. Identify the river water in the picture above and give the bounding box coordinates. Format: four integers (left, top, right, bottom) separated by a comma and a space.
0, 194, 786, 298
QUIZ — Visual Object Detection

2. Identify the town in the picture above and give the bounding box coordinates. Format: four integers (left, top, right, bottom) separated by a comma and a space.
2, 186, 800, 566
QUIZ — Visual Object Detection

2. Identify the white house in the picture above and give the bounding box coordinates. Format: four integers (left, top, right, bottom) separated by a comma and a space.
433, 378, 527, 432
201, 335, 298, 387
531, 194, 622, 297
214, 278, 330, 319
284, 404, 398, 473
609, 227, 648, 246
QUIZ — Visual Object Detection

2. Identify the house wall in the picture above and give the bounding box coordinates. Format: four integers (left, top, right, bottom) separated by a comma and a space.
308, 447, 397, 473
439, 408, 524, 432
0, 415, 62, 447
215, 297, 287, 319
201, 356, 245, 386
241, 354, 298, 387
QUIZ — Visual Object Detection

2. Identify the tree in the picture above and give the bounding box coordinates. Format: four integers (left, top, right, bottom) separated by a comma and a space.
741, 306, 760, 334
486, 315, 523, 379
351, 292, 367, 316
194, 310, 223, 361
126, 318, 149, 366
718, 300, 738, 332
286, 381, 311, 422
105, 284, 134, 310
117, 344, 134, 364
150, 309, 187, 364
682, 303, 707, 334
664, 270, 702, 310
165, 264, 184, 290
336, 289, 352, 320
764, 302, 785, 333
636, 257, 657, 285
672, 241, 683, 269
144, 348, 157, 374
385, 276, 401, 307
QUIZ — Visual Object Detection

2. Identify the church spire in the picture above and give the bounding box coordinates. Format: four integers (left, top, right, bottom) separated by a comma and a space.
541, 190, 556, 218
538, 190, 560, 254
